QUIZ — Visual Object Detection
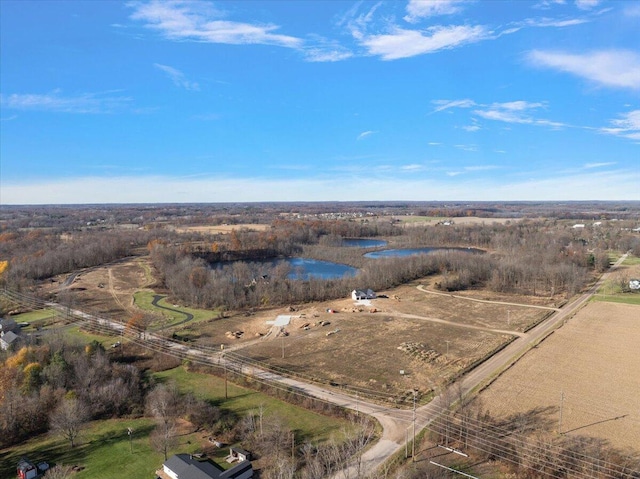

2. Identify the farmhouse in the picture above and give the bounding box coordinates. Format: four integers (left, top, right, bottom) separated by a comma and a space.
0, 330, 20, 351
157, 452, 253, 479
0, 317, 19, 335
352, 289, 376, 301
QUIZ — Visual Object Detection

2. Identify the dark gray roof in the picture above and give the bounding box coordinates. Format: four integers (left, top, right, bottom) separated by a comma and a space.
164, 454, 252, 479
1, 331, 19, 344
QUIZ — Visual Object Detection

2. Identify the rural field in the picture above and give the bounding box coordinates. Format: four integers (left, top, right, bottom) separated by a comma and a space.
477, 300, 640, 451
39, 258, 562, 404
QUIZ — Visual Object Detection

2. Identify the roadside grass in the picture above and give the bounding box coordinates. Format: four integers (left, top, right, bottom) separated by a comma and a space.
591, 294, 640, 306
622, 255, 640, 266
155, 366, 349, 444
0, 417, 192, 479
62, 325, 120, 346
9, 309, 63, 333
134, 290, 219, 328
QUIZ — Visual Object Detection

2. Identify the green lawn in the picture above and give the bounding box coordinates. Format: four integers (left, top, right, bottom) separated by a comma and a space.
622, 255, 640, 266
0, 417, 194, 479
591, 294, 640, 306
62, 326, 121, 347
156, 366, 349, 443
133, 290, 219, 329
1, 367, 351, 479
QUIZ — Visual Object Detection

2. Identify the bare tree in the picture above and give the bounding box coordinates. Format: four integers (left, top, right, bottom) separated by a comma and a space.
44, 464, 74, 479
150, 420, 178, 461
49, 397, 88, 448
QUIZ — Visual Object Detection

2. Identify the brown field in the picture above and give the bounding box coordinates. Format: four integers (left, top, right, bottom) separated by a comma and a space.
40, 258, 559, 403
477, 301, 640, 452
174, 224, 272, 234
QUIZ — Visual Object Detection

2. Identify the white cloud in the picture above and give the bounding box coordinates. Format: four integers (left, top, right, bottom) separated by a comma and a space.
473, 101, 546, 124
129, 0, 302, 48
462, 125, 481, 131
600, 110, 640, 141
360, 24, 487, 60
401, 164, 424, 171
527, 49, 640, 90
303, 36, 353, 62
404, 0, 466, 23
575, 0, 601, 10
584, 162, 617, 169
0, 90, 132, 114
524, 16, 588, 27
432, 99, 476, 112
357, 130, 375, 140
154, 63, 199, 91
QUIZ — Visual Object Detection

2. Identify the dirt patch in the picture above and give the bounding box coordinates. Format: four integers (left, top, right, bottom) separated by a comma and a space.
477, 301, 640, 452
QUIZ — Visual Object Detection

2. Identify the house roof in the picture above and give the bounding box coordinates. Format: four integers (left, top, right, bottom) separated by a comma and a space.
164, 454, 252, 479
0, 318, 18, 332
1, 331, 19, 344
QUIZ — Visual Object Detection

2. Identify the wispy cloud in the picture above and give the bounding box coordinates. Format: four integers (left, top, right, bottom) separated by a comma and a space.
454, 144, 478, 152
434, 99, 569, 130
0, 115, 18, 121
359, 25, 488, 60
527, 49, 640, 90
575, 0, 602, 10
303, 36, 353, 62
584, 162, 616, 169
128, 0, 302, 48
474, 100, 547, 124
599, 110, 640, 141
357, 130, 375, 140
404, 0, 467, 23
401, 163, 423, 171
0, 90, 132, 114
154, 63, 199, 91
432, 99, 476, 112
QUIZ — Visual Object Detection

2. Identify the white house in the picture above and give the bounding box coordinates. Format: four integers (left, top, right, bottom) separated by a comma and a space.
352, 289, 376, 301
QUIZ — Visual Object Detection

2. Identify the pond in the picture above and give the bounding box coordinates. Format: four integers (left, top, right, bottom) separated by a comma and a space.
215, 257, 358, 280
341, 238, 387, 248
286, 258, 358, 280
364, 247, 482, 258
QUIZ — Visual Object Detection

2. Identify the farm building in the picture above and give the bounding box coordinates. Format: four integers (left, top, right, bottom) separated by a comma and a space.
1, 330, 20, 351
352, 289, 376, 301
157, 452, 253, 479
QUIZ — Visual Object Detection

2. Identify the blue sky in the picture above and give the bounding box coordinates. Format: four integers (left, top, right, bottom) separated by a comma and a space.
1, 0, 638, 204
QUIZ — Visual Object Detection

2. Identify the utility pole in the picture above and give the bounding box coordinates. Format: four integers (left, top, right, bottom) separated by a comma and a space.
355, 391, 359, 416
127, 428, 133, 453
558, 391, 565, 433
412, 390, 417, 461
223, 355, 228, 399
445, 340, 450, 356
507, 310, 511, 326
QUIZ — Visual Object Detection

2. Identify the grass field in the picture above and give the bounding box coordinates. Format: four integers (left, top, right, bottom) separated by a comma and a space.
0, 417, 173, 479
156, 366, 350, 443
0, 366, 351, 479
134, 290, 220, 328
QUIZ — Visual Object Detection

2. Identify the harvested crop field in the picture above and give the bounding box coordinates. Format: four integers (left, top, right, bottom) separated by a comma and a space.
477, 301, 640, 452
